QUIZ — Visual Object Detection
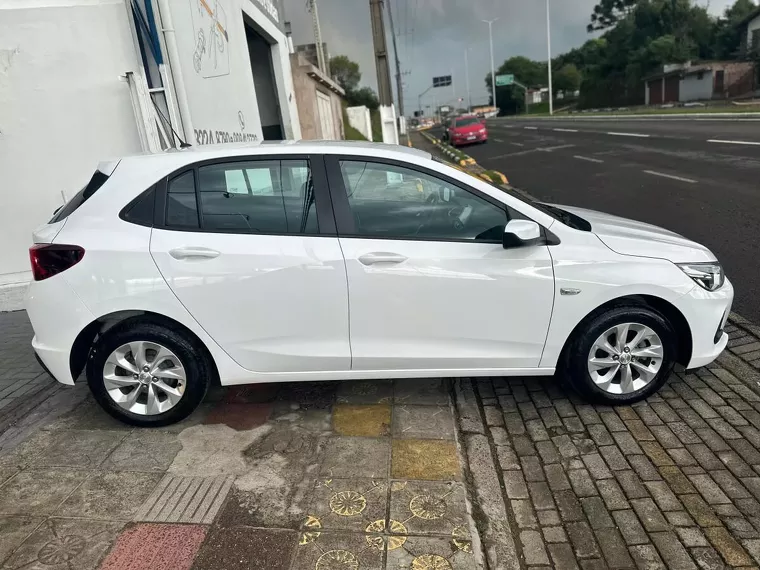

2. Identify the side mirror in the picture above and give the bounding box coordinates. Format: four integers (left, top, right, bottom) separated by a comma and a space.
503, 219, 541, 249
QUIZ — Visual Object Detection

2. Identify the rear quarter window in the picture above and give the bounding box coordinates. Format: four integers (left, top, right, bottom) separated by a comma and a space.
49, 170, 110, 223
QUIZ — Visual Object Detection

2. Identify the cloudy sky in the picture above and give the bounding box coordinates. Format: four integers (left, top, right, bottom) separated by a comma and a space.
282, 0, 740, 112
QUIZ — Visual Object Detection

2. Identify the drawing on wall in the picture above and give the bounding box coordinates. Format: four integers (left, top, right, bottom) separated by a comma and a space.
190, 0, 230, 78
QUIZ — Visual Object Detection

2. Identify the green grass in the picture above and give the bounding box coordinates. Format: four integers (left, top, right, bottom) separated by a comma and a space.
523, 104, 760, 117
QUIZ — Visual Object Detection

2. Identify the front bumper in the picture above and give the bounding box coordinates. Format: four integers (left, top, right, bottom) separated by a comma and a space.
676, 277, 734, 369
453, 133, 487, 146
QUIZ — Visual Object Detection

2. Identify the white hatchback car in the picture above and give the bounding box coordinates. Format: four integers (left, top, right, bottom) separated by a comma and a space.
27, 141, 732, 426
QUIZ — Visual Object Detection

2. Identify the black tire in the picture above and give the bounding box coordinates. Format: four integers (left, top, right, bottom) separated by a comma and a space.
562, 305, 676, 405
87, 321, 211, 427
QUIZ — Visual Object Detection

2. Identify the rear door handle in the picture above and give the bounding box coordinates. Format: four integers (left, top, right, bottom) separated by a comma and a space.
358, 252, 408, 265
169, 247, 220, 260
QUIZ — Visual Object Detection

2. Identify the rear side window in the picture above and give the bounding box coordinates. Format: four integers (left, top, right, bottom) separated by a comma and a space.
49, 170, 110, 223
165, 160, 318, 234
166, 171, 200, 229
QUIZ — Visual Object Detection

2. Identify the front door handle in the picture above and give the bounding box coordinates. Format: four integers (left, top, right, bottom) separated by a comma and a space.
169, 247, 220, 260
358, 252, 408, 266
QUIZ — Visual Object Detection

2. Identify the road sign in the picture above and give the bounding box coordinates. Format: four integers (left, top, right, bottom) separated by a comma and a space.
433, 75, 452, 88
495, 74, 514, 87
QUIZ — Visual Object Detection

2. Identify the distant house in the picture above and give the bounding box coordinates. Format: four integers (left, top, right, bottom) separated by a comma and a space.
739, 6, 760, 54
526, 87, 549, 104
643, 61, 756, 105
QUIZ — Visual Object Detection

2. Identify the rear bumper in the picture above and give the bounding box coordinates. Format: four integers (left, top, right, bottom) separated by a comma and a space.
26, 276, 94, 386
676, 278, 734, 369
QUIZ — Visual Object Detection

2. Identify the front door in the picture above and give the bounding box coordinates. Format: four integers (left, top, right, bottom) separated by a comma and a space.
325, 156, 555, 372
150, 155, 350, 374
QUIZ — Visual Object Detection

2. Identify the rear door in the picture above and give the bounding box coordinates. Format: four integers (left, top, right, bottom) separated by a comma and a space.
150, 154, 350, 374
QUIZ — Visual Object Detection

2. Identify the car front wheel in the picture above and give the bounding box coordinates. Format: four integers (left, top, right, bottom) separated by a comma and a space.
563, 305, 676, 404
87, 322, 211, 427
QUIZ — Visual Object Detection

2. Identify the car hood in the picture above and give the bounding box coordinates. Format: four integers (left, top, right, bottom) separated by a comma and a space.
556, 205, 717, 263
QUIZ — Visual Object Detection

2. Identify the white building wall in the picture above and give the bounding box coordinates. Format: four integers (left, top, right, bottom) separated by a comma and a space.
680, 72, 713, 102
0, 1, 144, 307
165, 0, 300, 143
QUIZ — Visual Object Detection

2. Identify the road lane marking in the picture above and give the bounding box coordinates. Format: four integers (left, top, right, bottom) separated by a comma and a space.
708, 139, 760, 146
643, 170, 697, 184
573, 155, 604, 163
494, 138, 504, 142
538, 144, 575, 152
483, 143, 574, 160
510, 142, 524, 147
524, 126, 538, 130
554, 128, 578, 133
607, 132, 650, 138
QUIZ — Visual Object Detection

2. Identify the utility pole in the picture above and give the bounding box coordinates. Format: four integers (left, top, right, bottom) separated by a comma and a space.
464, 48, 472, 111
370, 0, 393, 106
483, 18, 498, 109
546, 0, 553, 115
386, 0, 404, 116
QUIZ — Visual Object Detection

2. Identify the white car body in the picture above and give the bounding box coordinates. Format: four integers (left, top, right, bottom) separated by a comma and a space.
27, 141, 732, 393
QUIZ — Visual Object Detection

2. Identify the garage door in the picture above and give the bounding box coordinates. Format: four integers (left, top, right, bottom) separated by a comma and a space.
317, 91, 336, 140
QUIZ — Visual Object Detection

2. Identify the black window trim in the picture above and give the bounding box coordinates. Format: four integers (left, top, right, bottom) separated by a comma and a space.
154, 154, 337, 236
324, 154, 522, 244
119, 184, 158, 228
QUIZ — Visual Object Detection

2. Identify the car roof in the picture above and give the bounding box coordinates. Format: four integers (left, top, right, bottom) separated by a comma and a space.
114, 140, 430, 168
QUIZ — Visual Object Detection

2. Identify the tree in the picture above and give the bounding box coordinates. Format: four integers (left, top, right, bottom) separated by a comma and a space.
553, 64, 582, 96
346, 86, 380, 110
329, 55, 361, 92
588, 0, 637, 32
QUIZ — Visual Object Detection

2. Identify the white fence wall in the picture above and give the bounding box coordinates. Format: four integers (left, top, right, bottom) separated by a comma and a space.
346, 105, 372, 140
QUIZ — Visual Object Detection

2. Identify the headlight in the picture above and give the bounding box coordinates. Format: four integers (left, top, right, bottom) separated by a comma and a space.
677, 262, 724, 291
479, 128, 486, 134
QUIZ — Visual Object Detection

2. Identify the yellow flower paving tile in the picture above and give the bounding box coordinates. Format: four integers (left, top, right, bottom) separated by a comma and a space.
389, 481, 470, 539
301, 478, 389, 533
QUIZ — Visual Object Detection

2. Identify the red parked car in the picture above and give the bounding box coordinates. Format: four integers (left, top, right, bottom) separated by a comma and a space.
446, 115, 487, 147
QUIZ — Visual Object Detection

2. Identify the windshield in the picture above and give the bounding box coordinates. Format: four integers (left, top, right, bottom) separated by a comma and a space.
432, 157, 593, 230
454, 118, 481, 127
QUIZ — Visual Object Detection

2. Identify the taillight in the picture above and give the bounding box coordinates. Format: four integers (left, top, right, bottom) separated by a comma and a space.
29, 244, 85, 281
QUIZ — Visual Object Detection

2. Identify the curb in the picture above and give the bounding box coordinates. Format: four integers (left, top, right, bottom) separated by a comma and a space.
419, 131, 509, 183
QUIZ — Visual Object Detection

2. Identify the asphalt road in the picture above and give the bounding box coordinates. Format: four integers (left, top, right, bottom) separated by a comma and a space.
434, 117, 760, 323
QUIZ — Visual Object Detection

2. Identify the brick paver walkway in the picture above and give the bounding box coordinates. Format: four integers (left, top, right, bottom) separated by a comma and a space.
456, 363, 760, 569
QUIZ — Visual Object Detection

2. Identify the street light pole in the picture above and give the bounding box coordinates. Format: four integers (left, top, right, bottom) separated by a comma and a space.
483, 18, 498, 110
546, 0, 553, 115
464, 48, 472, 111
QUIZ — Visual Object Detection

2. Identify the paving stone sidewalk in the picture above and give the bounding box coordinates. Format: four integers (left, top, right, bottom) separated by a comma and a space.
456, 359, 760, 570
4, 300, 760, 569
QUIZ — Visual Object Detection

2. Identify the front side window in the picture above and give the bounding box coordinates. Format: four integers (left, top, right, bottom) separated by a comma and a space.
339, 160, 507, 242
166, 159, 318, 234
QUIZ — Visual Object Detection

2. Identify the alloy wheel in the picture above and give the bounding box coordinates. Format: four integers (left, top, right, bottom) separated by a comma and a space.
102, 341, 186, 415
586, 323, 664, 395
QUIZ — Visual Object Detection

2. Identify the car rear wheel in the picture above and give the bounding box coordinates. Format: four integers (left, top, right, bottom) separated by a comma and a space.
563, 305, 676, 404
87, 322, 210, 427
